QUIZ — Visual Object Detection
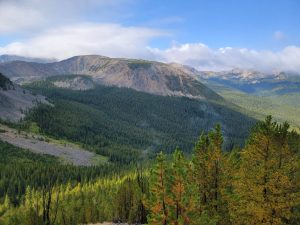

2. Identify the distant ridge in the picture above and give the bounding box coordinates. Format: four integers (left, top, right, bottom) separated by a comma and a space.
0, 55, 222, 101
0, 54, 56, 64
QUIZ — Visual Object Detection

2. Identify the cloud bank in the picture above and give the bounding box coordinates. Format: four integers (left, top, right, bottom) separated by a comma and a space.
148, 43, 300, 73
1, 29, 300, 73
0, 0, 132, 34
0, 23, 166, 59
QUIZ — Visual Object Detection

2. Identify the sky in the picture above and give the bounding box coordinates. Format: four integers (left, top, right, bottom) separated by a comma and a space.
0, 0, 300, 72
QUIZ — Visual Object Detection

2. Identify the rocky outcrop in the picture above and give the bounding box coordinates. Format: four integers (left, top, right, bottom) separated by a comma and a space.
0, 73, 47, 122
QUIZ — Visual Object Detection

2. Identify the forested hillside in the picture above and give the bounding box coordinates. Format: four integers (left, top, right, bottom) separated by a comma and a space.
0, 116, 299, 225
21, 77, 255, 164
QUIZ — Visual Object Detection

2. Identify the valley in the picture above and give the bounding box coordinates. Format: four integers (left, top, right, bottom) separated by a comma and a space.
0, 55, 299, 225
1, 1, 299, 224
216, 88, 300, 131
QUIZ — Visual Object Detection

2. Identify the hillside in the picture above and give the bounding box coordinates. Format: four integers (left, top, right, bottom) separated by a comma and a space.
23, 76, 256, 163
0, 73, 48, 122
215, 87, 300, 131
0, 124, 106, 166
171, 66, 300, 130
0, 55, 222, 100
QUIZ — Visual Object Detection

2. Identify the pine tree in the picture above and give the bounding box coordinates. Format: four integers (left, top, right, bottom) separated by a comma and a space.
147, 152, 170, 225
233, 116, 300, 225
192, 125, 228, 225
168, 148, 197, 225
193, 132, 209, 214
0, 195, 11, 215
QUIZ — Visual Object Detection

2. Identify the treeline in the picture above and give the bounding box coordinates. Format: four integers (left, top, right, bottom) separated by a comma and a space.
0, 140, 129, 207
0, 116, 299, 225
0, 172, 148, 225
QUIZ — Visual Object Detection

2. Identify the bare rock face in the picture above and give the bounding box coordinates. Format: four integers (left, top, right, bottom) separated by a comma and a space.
0, 55, 222, 101
0, 73, 48, 122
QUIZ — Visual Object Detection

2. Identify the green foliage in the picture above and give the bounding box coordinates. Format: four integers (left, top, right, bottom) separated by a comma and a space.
23, 80, 255, 164
232, 116, 300, 224
218, 88, 300, 131
0, 140, 129, 207
147, 118, 300, 225
0, 140, 58, 164
1, 116, 299, 225
147, 152, 169, 225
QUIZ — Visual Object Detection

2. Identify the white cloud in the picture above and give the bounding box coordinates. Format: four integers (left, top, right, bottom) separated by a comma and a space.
0, 1, 44, 33
0, 0, 299, 73
0, 0, 133, 34
0, 23, 166, 59
148, 43, 300, 73
1, 32, 300, 73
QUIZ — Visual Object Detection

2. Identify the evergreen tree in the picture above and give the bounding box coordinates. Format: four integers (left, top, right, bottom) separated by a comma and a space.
147, 152, 170, 225
192, 124, 228, 225
168, 148, 197, 225
233, 116, 300, 224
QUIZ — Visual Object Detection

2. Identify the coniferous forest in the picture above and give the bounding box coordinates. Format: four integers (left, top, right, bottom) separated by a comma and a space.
0, 116, 299, 225
1, 1, 300, 224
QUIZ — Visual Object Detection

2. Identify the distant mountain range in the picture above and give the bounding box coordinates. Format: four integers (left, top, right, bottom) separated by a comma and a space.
1, 54, 299, 97
0, 54, 56, 64
170, 64, 300, 95
0, 55, 221, 100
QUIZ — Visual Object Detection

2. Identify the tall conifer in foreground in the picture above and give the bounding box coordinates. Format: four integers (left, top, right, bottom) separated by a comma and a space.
147, 152, 169, 225
168, 148, 197, 225
233, 116, 300, 225
192, 124, 229, 225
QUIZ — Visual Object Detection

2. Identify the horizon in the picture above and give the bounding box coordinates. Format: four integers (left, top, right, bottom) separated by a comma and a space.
0, 0, 300, 73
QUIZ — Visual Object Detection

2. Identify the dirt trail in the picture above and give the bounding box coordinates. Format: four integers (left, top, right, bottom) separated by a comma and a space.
0, 124, 97, 166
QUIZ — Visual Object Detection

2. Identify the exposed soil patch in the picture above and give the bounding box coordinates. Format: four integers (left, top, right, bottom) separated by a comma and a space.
0, 124, 102, 166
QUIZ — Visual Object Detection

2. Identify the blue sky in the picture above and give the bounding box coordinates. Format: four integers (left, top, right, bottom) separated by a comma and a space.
0, 0, 299, 72
125, 0, 300, 50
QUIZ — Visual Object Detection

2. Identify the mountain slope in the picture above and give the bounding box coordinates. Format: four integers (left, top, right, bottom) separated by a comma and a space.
215, 87, 300, 131
0, 73, 47, 122
0, 55, 222, 100
24, 77, 256, 163
184, 68, 300, 131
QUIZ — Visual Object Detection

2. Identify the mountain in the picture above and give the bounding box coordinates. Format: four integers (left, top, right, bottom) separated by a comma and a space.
179, 67, 300, 130
192, 68, 300, 95
0, 54, 56, 64
0, 56, 257, 159
0, 73, 47, 122
25, 76, 256, 162
0, 55, 221, 100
